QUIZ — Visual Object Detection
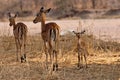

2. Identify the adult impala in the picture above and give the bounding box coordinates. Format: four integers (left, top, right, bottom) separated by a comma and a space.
8, 13, 28, 63
73, 30, 88, 69
33, 7, 60, 71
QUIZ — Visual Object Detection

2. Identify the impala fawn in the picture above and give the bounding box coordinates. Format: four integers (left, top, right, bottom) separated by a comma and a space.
73, 30, 89, 68
8, 13, 28, 63
33, 7, 60, 71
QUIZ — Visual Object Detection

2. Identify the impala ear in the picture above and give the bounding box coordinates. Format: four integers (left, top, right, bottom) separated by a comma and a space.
45, 8, 51, 13
14, 13, 18, 18
72, 31, 77, 34
8, 12, 11, 17
40, 7, 44, 12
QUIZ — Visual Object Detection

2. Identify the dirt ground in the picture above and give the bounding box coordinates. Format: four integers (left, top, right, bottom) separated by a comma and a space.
0, 35, 120, 80
0, 50, 120, 80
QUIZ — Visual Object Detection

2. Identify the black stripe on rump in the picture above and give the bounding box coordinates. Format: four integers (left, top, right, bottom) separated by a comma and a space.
50, 29, 56, 41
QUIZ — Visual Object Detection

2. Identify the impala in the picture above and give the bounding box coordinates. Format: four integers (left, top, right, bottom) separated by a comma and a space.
33, 7, 60, 71
8, 13, 28, 63
73, 30, 88, 68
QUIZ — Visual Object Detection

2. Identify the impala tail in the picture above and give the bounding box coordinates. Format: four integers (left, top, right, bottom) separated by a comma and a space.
50, 29, 59, 41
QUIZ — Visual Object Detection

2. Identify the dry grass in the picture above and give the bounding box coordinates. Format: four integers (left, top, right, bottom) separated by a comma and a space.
0, 34, 120, 80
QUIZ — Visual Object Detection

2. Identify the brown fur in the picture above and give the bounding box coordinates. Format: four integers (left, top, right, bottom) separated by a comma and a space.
8, 13, 27, 62
33, 7, 60, 71
73, 30, 88, 69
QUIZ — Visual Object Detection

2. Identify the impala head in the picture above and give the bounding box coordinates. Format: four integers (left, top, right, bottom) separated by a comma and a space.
73, 30, 85, 39
8, 13, 17, 26
33, 7, 51, 23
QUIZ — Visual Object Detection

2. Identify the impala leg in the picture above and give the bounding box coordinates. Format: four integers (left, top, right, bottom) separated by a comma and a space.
56, 40, 59, 70
54, 50, 58, 71
48, 41, 54, 71
15, 39, 19, 61
57, 38, 59, 69
77, 51, 80, 68
54, 40, 59, 71
19, 39, 24, 63
44, 42, 48, 69
23, 43, 26, 62
84, 55, 87, 68
49, 41, 53, 63
84, 50, 88, 68
78, 49, 83, 69
20, 44, 23, 63
52, 50, 56, 71
23, 37, 26, 62
48, 48, 52, 64
80, 52, 83, 68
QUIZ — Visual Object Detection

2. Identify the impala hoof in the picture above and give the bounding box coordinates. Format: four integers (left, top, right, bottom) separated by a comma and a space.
53, 64, 55, 71
21, 54, 27, 63
77, 63, 83, 69
53, 63, 58, 71
21, 56, 24, 63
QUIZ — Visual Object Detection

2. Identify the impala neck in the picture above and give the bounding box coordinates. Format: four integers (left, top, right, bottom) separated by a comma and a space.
78, 38, 81, 45
41, 14, 46, 32
12, 20, 16, 30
